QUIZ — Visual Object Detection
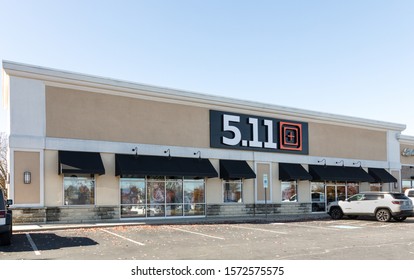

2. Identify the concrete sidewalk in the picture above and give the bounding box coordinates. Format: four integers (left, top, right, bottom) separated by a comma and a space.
12, 213, 330, 232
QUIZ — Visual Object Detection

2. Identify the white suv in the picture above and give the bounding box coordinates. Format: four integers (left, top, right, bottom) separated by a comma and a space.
327, 192, 413, 222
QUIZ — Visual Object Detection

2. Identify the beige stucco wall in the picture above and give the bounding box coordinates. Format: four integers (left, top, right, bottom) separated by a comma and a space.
243, 175, 255, 204
272, 163, 281, 202
297, 180, 311, 203
14, 151, 40, 204
96, 153, 119, 205
309, 122, 387, 160
205, 159, 221, 203
46, 86, 389, 161
256, 163, 271, 202
45, 86, 210, 148
44, 150, 62, 206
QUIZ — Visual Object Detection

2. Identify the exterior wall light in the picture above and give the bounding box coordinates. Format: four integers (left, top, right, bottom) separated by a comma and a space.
164, 149, 171, 160
336, 160, 344, 167
24, 171, 31, 184
194, 151, 201, 160
132, 146, 138, 158
317, 159, 326, 167
353, 161, 362, 168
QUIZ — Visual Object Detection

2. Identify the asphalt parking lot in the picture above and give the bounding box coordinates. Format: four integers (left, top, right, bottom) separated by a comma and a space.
2, 217, 414, 260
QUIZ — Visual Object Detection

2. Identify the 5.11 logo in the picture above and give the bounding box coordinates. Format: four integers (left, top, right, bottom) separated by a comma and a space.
279, 121, 303, 151
210, 110, 308, 154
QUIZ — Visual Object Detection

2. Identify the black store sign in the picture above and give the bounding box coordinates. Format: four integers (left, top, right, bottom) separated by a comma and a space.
210, 110, 309, 154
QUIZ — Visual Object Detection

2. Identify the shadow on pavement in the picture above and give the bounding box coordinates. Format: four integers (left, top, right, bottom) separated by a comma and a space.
0, 233, 98, 252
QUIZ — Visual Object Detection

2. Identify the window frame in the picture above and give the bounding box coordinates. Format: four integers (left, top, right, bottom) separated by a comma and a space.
63, 174, 96, 206
281, 181, 298, 202
222, 179, 243, 203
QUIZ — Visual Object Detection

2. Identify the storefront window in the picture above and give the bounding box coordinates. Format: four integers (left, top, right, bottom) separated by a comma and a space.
166, 179, 183, 216
184, 179, 205, 216
147, 178, 166, 217
346, 183, 359, 197
63, 175, 95, 205
281, 181, 297, 202
120, 177, 205, 218
223, 180, 242, 203
120, 178, 146, 218
311, 183, 325, 212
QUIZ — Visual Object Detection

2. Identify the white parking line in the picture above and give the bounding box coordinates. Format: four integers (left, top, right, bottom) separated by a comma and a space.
168, 226, 225, 240
229, 225, 288, 235
337, 220, 362, 225
25, 233, 41, 256
286, 223, 340, 231
100, 229, 145, 246
329, 225, 361, 229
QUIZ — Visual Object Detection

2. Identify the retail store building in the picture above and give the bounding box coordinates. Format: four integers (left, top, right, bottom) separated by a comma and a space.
2, 61, 413, 224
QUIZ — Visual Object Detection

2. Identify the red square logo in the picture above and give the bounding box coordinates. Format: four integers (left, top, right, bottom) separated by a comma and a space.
279, 122, 302, 151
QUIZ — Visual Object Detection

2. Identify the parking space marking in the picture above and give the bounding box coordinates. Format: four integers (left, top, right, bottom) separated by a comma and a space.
286, 223, 340, 231
168, 226, 225, 240
229, 225, 288, 235
329, 225, 361, 229
25, 233, 41, 256
100, 229, 145, 246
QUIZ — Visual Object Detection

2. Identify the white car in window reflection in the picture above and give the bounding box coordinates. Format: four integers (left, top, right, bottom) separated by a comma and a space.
130, 206, 146, 215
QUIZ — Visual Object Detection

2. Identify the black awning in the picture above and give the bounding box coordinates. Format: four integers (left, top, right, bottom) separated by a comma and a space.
279, 163, 312, 181
219, 160, 256, 180
58, 151, 105, 175
309, 165, 374, 182
115, 154, 218, 178
368, 168, 397, 183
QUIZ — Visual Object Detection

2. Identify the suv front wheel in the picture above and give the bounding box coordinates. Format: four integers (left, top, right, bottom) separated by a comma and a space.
329, 207, 343, 220
375, 208, 391, 222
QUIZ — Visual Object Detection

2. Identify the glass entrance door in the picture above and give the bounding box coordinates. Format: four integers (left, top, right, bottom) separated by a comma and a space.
326, 184, 346, 205
326, 185, 336, 205
311, 182, 359, 212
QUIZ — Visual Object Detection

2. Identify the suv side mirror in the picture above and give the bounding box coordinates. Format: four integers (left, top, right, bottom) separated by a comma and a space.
6, 199, 13, 207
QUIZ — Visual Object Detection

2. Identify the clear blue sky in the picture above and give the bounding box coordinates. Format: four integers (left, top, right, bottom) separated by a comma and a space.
1, 0, 414, 134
